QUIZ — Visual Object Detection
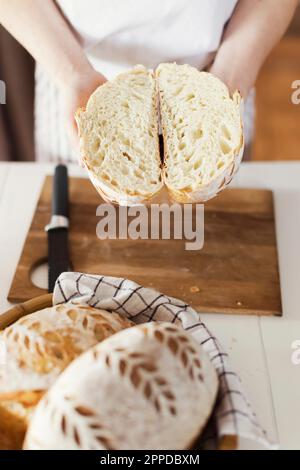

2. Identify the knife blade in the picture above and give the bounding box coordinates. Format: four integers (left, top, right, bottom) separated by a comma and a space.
45, 164, 70, 293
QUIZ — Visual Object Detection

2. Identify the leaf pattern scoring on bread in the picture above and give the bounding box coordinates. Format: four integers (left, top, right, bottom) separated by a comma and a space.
1, 305, 133, 374
25, 322, 218, 451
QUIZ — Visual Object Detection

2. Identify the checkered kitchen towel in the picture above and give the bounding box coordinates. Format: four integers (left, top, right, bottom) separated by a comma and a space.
53, 272, 276, 450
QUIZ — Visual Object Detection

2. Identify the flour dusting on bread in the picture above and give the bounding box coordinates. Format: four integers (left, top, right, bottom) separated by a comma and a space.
25, 322, 218, 450
0, 304, 133, 449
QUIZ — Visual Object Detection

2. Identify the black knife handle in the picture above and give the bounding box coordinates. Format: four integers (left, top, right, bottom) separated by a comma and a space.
53, 164, 69, 217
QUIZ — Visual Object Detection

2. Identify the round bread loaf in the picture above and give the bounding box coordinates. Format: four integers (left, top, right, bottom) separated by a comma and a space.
0, 304, 133, 449
25, 322, 218, 450
76, 62, 244, 206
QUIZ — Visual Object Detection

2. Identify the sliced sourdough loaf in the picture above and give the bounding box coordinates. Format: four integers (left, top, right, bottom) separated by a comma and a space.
0, 304, 133, 449
76, 66, 163, 205
156, 63, 244, 203
25, 322, 218, 450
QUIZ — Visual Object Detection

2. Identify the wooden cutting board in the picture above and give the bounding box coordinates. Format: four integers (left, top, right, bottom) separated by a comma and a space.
8, 176, 282, 316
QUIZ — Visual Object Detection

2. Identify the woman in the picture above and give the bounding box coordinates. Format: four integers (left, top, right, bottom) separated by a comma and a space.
0, 0, 297, 163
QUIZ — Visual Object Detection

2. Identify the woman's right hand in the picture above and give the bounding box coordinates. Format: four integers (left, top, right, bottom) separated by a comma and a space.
63, 67, 107, 163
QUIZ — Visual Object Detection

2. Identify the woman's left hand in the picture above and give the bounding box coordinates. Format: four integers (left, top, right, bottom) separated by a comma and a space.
208, 60, 252, 101
208, 0, 298, 101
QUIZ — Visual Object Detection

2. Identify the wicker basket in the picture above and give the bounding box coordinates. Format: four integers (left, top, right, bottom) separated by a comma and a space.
0, 294, 53, 330
0, 295, 237, 451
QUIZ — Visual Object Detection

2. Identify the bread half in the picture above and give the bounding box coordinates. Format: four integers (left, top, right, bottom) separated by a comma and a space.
156, 63, 244, 203
76, 66, 163, 205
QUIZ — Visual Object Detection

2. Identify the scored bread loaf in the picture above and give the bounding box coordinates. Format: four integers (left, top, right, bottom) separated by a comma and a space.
156, 63, 244, 203
76, 63, 244, 206
25, 322, 218, 450
0, 304, 133, 450
75, 65, 163, 205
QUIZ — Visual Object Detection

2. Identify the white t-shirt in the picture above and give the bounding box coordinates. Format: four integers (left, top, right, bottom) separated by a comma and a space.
36, 0, 256, 164
57, 0, 238, 78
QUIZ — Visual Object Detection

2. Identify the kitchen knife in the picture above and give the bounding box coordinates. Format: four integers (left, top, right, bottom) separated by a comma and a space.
45, 164, 70, 293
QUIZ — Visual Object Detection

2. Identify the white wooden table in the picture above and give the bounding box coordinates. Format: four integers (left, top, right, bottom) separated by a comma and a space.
0, 161, 300, 450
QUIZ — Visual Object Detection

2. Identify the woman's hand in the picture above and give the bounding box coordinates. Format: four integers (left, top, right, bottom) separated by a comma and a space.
209, 0, 298, 101
63, 67, 107, 155
208, 60, 252, 100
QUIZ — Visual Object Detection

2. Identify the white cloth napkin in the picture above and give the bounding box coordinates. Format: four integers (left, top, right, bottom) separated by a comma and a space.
53, 272, 275, 450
